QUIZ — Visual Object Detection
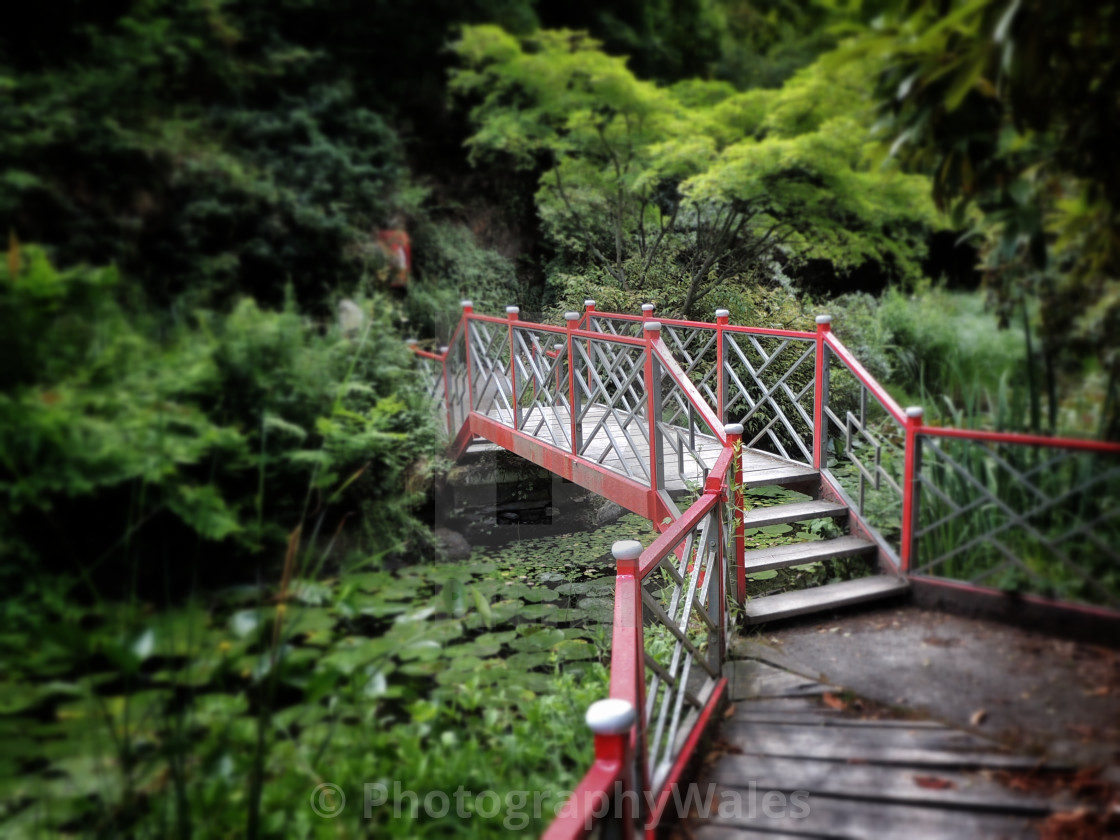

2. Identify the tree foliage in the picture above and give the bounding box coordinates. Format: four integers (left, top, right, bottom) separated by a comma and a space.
451, 25, 940, 317
855, 0, 1120, 437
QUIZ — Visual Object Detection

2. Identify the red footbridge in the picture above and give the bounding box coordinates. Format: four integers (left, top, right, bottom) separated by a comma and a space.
409, 301, 1120, 838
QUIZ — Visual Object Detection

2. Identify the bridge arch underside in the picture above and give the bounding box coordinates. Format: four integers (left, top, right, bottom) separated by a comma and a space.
461, 408, 817, 531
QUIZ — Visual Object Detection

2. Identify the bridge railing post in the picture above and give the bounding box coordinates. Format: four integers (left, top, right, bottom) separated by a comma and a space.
715, 309, 729, 424
566, 311, 582, 457
507, 306, 520, 430
461, 300, 475, 415
644, 321, 665, 502
586, 698, 639, 836
724, 423, 746, 604
901, 406, 924, 573
611, 539, 649, 806
813, 315, 831, 471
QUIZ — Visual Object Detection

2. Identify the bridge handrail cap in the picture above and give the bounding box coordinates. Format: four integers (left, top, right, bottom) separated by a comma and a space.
438, 346, 449, 354
553, 343, 565, 350
641, 303, 655, 311
815, 314, 832, 325
564, 311, 581, 321
643, 321, 662, 332
586, 698, 636, 735
906, 406, 924, 418
715, 309, 730, 318
405, 338, 418, 346
723, 423, 744, 436
612, 539, 644, 561
460, 300, 473, 308
506, 305, 520, 314
584, 299, 596, 307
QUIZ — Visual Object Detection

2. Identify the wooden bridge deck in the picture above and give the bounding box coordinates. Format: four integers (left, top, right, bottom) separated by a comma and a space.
681, 659, 1078, 839
483, 406, 817, 493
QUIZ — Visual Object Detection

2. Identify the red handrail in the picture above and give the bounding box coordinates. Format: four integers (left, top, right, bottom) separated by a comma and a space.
823, 331, 907, 424
918, 425, 1120, 452
591, 310, 816, 340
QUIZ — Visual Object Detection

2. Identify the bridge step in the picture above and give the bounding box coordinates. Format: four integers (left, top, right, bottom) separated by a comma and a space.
743, 499, 848, 528
740, 465, 819, 489
741, 535, 876, 574
744, 575, 908, 625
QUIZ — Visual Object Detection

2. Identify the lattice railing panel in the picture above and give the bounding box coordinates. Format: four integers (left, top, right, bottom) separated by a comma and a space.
822, 354, 905, 557
468, 319, 513, 418
641, 503, 724, 793
415, 354, 445, 424
512, 325, 572, 451
445, 328, 469, 436
659, 370, 721, 490
915, 438, 1120, 608
723, 333, 815, 464
661, 324, 720, 408
588, 314, 644, 338
571, 337, 652, 484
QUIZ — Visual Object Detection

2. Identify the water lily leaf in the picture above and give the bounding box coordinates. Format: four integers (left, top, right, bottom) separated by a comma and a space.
759, 523, 793, 535
510, 628, 565, 651
518, 603, 556, 620
318, 636, 395, 675
359, 600, 412, 618
475, 630, 517, 646
506, 651, 551, 672
747, 570, 778, 580
552, 640, 596, 661
394, 606, 437, 623
445, 639, 502, 659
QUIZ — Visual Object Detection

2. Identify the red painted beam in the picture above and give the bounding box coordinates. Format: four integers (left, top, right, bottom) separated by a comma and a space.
469, 413, 664, 522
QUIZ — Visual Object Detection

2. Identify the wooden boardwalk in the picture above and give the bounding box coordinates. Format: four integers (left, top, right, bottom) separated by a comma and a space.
484, 406, 818, 493
681, 660, 1074, 839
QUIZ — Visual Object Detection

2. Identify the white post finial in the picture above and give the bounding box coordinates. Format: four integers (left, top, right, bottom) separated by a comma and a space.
715, 308, 730, 319
506, 305, 520, 315
461, 300, 473, 308
586, 698, 636, 735
584, 299, 596, 308
724, 423, 744, 436
643, 321, 662, 332
906, 406, 924, 419
612, 540, 643, 561
564, 311, 581, 322
815, 314, 831, 325
641, 303, 655, 312
405, 338, 418, 346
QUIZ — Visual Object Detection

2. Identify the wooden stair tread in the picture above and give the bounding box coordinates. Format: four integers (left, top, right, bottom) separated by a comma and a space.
741, 535, 876, 573
744, 575, 908, 624
739, 465, 819, 489
743, 500, 848, 528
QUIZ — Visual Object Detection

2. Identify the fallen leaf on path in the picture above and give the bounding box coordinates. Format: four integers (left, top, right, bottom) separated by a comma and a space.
723, 704, 736, 719
822, 692, 847, 711
970, 708, 988, 726
914, 775, 957, 790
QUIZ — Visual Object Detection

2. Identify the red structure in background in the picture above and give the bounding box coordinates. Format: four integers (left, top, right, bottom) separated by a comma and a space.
377, 228, 411, 288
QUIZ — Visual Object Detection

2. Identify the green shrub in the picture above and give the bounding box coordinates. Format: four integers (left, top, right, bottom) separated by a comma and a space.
0, 245, 438, 593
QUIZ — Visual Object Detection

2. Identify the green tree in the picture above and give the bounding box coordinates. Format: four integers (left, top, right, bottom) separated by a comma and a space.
451, 25, 940, 317
853, 0, 1120, 437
